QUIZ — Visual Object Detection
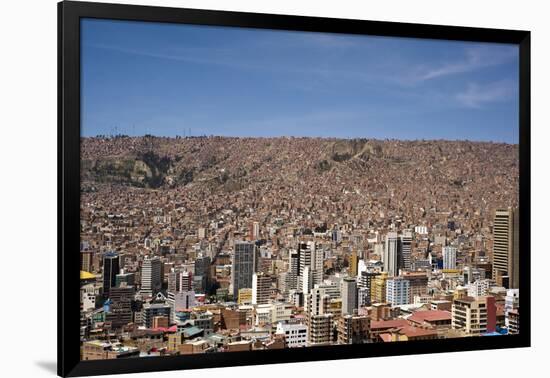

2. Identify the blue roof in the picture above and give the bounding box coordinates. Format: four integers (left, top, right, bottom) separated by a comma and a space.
183, 326, 203, 337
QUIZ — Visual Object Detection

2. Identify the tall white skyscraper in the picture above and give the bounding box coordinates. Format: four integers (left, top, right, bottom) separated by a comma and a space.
298, 241, 323, 293
141, 256, 162, 297
443, 246, 458, 270
384, 232, 399, 277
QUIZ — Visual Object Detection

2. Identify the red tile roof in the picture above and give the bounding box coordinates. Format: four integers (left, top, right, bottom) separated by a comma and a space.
371, 319, 409, 330
408, 310, 452, 324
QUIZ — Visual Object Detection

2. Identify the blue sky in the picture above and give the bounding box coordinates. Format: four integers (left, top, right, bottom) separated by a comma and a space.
81, 19, 519, 143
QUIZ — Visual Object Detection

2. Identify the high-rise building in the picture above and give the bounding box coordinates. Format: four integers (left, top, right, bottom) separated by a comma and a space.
358, 271, 379, 305
81, 250, 94, 273
286, 249, 300, 292
371, 272, 389, 304
492, 208, 519, 288
194, 256, 211, 293
105, 284, 134, 329
349, 250, 358, 277
232, 241, 258, 298
252, 272, 272, 305
301, 266, 313, 295
305, 287, 333, 346
140, 256, 162, 297
102, 252, 120, 298
298, 241, 322, 293
341, 277, 358, 315
337, 314, 370, 344
400, 271, 428, 303
452, 296, 496, 335
386, 277, 410, 306
400, 231, 412, 271
504, 289, 520, 328
443, 246, 458, 270
384, 232, 399, 276
180, 271, 193, 292
167, 268, 181, 294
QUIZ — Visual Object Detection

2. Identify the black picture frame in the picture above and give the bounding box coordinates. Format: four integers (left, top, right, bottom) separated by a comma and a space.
58, 1, 531, 376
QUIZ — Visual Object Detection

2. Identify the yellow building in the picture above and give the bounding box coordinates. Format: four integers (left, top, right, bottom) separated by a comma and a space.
371, 272, 388, 304
453, 286, 468, 300
327, 298, 342, 319
167, 333, 183, 352
238, 288, 253, 305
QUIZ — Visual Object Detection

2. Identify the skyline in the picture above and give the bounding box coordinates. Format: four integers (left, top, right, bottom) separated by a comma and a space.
81, 19, 519, 143
80, 133, 521, 356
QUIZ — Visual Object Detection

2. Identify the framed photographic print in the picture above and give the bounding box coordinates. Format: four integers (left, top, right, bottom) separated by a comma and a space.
58, 1, 531, 376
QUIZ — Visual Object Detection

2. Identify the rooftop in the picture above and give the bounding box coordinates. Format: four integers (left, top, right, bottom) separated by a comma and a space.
408, 310, 452, 324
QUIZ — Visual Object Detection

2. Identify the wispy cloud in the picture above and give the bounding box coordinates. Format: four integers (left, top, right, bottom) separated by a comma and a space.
456, 80, 516, 108
87, 43, 263, 71
396, 45, 518, 85
87, 42, 377, 85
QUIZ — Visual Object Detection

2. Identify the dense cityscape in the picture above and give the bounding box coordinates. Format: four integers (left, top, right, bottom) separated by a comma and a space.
79, 135, 520, 360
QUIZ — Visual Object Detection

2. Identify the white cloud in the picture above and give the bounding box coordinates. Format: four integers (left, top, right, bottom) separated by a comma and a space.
398, 45, 518, 84
456, 80, 516, 108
